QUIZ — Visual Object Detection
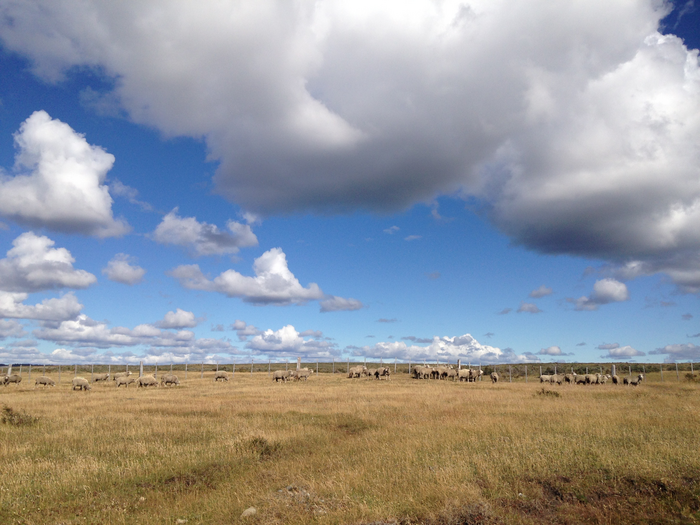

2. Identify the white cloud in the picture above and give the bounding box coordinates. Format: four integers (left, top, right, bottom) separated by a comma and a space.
0, 292, 83, 321
404, 235, 422, 241
356, 333, 539, 364
169, 247, 325, 305
0, 319, 26, 340
384, 226, 399, 234
650, 343, 700, 362
109, 179, 153, 211
33, 314, 236, 355
569, 278, 629, 311
102, 253, 146, 285
152, 208, 258, 257
0, 232, 96, 293
246, 324, 337, 358
154, 308, 200, 329
4, 3, 700, 290
529, 285, 553, 298
320, 295, 364, 313
517, 302, 542, 314
231, 320, 261, 341
600, 345, 645, 359
0, 111, 129, 237
538, 346, 563, 356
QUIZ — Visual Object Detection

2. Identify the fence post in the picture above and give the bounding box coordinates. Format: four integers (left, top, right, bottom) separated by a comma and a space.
554, 364, 557, 375
28, 364, 31, 381
676, 362, 680, 381
140, 361, 143, 377
479, 363, 482, 380
525, 366, 528, 383
612, 364, 616, 377
408, 361, 411, 374
297, 357, 301, 371
216, 361, 219, 372
201, 362, 204, 379
509, 365, 512, 383
108, 364, 111, 377
268, 360, 271, 377
185, 362, 188, 380
586, 366, 589, 375
286, 360, 288, 371
232, 362, 236, 377
539, 365, 542, 378
74, 364, 77, 377
660, 364, 664, 381
90, 364, 93, 382
251, 358, 254, 375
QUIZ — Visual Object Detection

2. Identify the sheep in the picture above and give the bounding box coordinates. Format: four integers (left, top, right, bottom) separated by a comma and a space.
72, 377, 91, 391
34, 376, 55, 387
113, 371, 132, 381
585, 374, 598, 384
457, 369, 471, 382
92, 373, 110, 383
540, 374, 552, 383
564, 373, 575, 384
293, 368, 312, 381
3, 374, 22, 386
376, 367, 391, 380
575, 374, 587, 385
348, 366, 366, 378
550, 374, 563, 385
598, 374, 609, 384
116, 376, 136, 388
625, 374, 644, 386
612, 375, 620, 384
366, 368, 378, 379
136, 375, 159, 388
412, 366, 431, 379
469, 368, 483, 382
273, 370, 291, 382
160, 374, 180, 387
214, 371, 229, 382
491, 372, 499, 383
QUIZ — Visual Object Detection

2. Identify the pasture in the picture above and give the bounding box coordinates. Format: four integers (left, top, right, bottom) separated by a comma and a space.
1, 369, 699, 524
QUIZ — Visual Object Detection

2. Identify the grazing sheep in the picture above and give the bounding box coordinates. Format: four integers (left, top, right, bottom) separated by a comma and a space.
491, 372, 499, 383
564, 374, 575, 384
72, 377, 91, 391
348, 366, 366, 378
412, 366, 431, 379
585, 374, 598, 384
113, 371, 132, 381
612, 375, 620, 384
116, 376, 136, 388
293, 368, 312, 381
273, 370, 291, 382
376, 367, 391, 380
160, 374, 180, 387
34, 376, 55, 387
625, 373, 644, 386
366, 368, 378, 379
214, 371, 229, 382
550, 374, 563, 385
540, 374, 552, 383
575, 374, 587, 385
457, 369, 470, 382
92, 372, 110, 383
468, 368, 483, 382
3, 374, 22, 386
599, 374, 609, 384
136, 375, 159, 388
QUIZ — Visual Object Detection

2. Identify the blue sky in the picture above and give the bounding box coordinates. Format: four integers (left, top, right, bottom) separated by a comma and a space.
0, 1, 698, 365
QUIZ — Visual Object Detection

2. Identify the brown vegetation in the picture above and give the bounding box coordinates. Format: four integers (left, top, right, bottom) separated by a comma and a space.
0, 370, 699, 524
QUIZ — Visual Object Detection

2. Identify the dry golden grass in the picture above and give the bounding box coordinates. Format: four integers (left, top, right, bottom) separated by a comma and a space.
1, 371, 699, 524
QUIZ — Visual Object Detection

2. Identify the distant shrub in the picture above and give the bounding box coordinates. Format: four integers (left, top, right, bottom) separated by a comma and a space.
685, 373, 699, 383
536, 388, 560, 398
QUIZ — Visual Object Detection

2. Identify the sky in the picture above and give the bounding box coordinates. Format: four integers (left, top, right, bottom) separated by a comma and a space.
0, 0, 698, 366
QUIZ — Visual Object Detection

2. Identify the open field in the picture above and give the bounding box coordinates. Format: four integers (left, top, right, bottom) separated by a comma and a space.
2, 371, 700, 524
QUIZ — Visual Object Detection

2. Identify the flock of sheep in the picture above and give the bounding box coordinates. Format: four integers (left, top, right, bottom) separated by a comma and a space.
540, 372, 645, 386
1, 366, 648, 390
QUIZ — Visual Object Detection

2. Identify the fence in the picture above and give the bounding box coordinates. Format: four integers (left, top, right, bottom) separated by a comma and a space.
1, 361, 697, 384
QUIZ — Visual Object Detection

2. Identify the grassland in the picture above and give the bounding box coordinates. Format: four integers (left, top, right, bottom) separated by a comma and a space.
1, 369, 699, 524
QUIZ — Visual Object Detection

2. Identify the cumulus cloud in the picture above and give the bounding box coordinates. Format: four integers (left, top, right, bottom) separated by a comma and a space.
357, 333, 539, 364
0, 111, 129, 237
154, 308, 201, 329
538, 346, 563, 356
4, 3, 700, 290
650, 343, 700, 362
0, 232, 96, 293
0, 292, 83, 321
109, 179, 153, 211
517, 302, 542, 314
529, 285, 553, 298
246, 325, 337, 358
384, 226, 399, 234
498, 308, 512, 315
102, 253, 145, 285
569, 279, 629, 311
0, 319, 26, 340
152, 208, 258, 257
599, 345, 645, 359
169, 248, 330, 305
231, 320, 261, 341
33, 314, 236, 355
319, 295, 363, 312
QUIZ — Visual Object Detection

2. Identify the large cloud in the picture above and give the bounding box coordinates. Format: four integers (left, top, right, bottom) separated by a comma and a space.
355, 333, 539, 364
568, 279, 629, 311
102, 253, 145, 285
152, 209, 258, 257
650, 343, 700, 362
0, 232, 96, 293
0, 111, 129, 237
2, 2, 700, 289
0, 292, 83, 321
246, 324, 337, 358
169, 247, 328, 306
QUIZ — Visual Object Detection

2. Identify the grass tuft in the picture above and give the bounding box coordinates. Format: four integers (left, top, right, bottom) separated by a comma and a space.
1, 404, 38, 426
536, 388, 560, 398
